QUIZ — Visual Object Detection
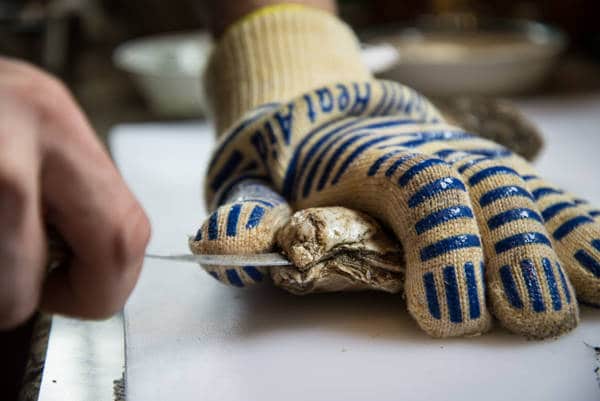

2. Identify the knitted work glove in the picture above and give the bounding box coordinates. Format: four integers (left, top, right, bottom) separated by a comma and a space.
190, 6, 600, 338
189, 7, 599, 339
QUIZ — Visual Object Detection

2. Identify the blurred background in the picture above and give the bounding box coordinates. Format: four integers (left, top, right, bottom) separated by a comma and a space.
1, 0, 600, 140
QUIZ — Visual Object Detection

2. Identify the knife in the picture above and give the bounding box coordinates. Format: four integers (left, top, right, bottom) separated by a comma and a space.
48, 227, 293, 269
145, 252, 293, 267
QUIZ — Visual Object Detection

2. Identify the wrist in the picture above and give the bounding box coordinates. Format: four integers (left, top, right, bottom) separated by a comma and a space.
205, 5, 372, 135
208, 1, 337, 38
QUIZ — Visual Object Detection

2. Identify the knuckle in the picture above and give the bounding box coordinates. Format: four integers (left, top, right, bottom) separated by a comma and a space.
109, 203, 151, 274
0, 286, 38, 330
2, 63, 72, 111
0, 180, 31, 237
0, 173, 28, 212
35, 73, 71, 102
28, 75, 72, 113
23, 67, 67, 98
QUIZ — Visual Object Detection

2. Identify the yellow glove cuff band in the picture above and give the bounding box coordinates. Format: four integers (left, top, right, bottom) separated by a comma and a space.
205, 5, 372, 135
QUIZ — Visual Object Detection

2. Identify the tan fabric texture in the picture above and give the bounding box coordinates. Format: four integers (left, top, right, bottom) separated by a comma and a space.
191, 7, 600, 339
204, 6, 371, 135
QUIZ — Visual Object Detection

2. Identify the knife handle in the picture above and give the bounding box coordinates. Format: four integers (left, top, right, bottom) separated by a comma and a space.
46, 226, 72, 272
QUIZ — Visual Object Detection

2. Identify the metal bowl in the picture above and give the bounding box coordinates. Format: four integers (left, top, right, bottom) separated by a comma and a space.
361, 15, 567, 96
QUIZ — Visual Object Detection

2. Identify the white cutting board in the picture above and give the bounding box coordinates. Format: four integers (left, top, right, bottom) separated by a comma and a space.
110, 96, 600, 401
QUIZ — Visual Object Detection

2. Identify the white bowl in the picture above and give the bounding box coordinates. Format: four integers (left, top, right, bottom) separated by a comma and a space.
113, 32, 213, 118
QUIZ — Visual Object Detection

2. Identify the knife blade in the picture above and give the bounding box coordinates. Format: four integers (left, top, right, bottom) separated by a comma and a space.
48, 227, 293, 268
145, 252, 293, 267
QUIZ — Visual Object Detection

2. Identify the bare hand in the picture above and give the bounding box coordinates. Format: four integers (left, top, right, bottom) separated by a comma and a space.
0, 58, 150, 329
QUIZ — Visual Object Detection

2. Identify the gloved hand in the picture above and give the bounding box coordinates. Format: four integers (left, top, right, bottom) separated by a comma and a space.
190, 80, 600, 339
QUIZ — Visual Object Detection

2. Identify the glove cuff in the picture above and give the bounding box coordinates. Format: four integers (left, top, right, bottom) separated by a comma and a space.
204, 5, 372, 135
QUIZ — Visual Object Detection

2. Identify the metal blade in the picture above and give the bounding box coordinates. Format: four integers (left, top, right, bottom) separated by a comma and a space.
38, 313, 125, 401
145, 252, 293, 267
